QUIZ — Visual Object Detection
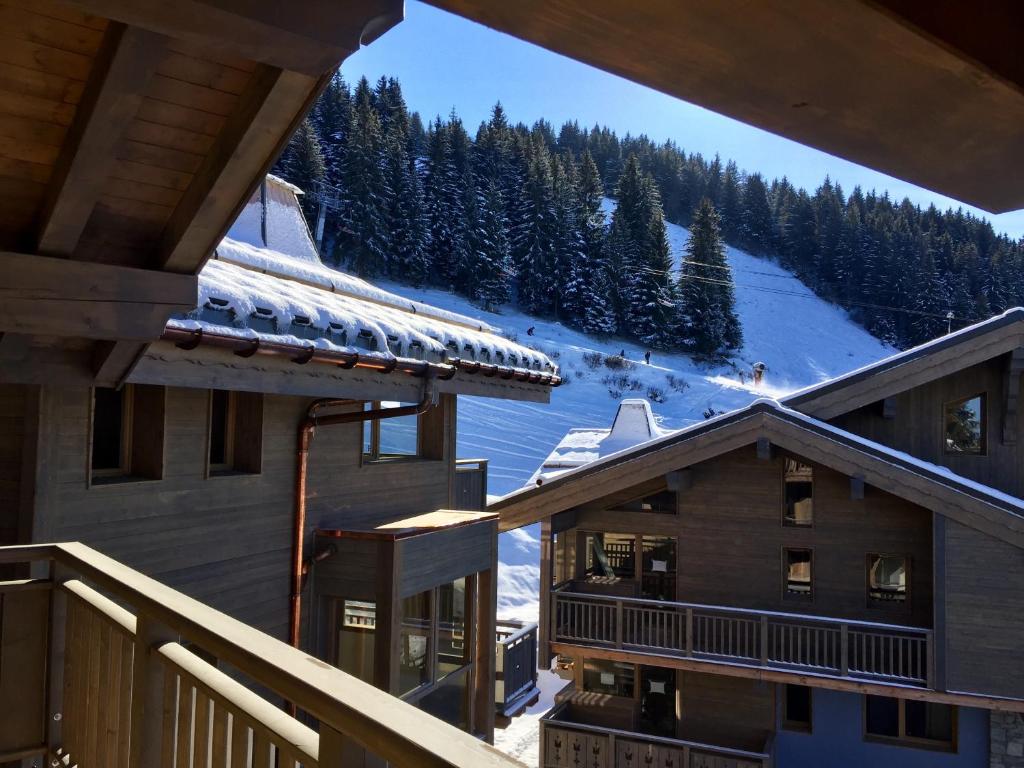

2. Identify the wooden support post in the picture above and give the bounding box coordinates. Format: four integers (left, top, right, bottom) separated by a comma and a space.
614, 600, 623, 649
539, 519, 553, 668
373, 541, 400, 695
850, 474, 865, 501
933, 512, 947, 692
473, 557, 498, 743
128, 616, 178, 768
685, 609, 693, 656
1002, 348, 1024, 445
756, 437, 772, 461
46, 564, 72, 755
760, 615, 768, 664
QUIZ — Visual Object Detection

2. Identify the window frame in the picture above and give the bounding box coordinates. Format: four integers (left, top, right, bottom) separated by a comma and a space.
207, 389, 236, 475
866, 553, 911, 611
206, 389, 263, 477
89, 384, 165, 486
781, 457, 814, 528
942, 392, 986, 456
782, 546, 814, 603
863, 695, 958, 753
90, 385, 134, 480
396, 578, 473, 703
362, 401, 422, 463
781, 684, 813, 733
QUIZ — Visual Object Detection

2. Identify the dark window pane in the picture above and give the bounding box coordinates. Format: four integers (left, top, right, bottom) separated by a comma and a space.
437, 578, 468, 679
399, 590, 432, 695
641, 536, 676, 600
582, 658, 634, 698
865, 695, 899, 737
868, 555, 908, 602
92, 388, 124, 471
620, 490, 676, 514
944, 395, 984, 454
378, 401, 418, 456
336, 600, 375, 685
784, 685, 812, 727
785, 549, 813, 598
418, 673, 468, 731
209, 389, 230, 466
905, 700, 954, 742
783, 459, 813, 525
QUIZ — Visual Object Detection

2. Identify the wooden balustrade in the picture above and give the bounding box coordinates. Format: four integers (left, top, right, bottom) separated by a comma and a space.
453, 458, 489, 512
551, 586, 932, 687
0, 543, 524, 768
495, 620, 539, 716
540, 704, 772, 768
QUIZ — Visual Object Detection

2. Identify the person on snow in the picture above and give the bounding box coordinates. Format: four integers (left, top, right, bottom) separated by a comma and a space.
644, 350, 651, 365
526, 326, 535, 336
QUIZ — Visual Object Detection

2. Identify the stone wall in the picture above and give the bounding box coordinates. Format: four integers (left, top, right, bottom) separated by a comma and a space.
992, 711, 1024, 768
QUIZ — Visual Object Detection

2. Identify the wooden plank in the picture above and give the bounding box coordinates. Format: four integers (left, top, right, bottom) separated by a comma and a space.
0, 589, 49, 752
0, 250, 197, 341
94, 340, 148, 388
36, 23, 168, 257
58, 0, 402, 76
159, 65, 320, 274
0, 4, 106, 55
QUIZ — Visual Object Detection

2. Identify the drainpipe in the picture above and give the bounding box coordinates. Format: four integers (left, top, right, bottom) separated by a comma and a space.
288, 384, 437, 653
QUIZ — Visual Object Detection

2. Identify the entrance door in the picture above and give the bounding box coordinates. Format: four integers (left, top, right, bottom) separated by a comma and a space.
641, 536, 676, 600
639, 666, 676, 737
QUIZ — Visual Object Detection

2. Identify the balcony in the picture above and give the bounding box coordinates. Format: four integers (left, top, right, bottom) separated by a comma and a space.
454, 458, 489, 511
551, 582, 933, 688
495, 620, 539, 717
540, 698, 773, 768
0, 543, 523, 767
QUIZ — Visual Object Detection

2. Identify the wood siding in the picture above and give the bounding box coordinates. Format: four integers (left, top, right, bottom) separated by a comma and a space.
0, 385, 26, 556
570, 444, 934, 628
830, 355, 1024, 498
677, 671, 774, 741
26, 384, 456, 640
944, 519, 1024, 699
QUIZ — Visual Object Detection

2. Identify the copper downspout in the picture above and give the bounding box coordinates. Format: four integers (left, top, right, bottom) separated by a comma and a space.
288, 388, 437, 653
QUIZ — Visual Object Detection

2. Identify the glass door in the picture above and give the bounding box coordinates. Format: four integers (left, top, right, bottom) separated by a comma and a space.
641, 536, 676, 600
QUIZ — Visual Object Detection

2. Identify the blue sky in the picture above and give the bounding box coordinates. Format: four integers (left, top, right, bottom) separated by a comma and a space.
345, 2, 1024, 239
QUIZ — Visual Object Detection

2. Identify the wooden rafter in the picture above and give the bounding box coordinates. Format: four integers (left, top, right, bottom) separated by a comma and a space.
159, 66, 323, 274
36, 23, 168, 257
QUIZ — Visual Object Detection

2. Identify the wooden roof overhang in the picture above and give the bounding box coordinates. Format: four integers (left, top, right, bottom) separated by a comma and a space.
426, 0, 1024, 213
490, 400, 1024, 549
0, 0, 402, 386
784, 308, 1024, 419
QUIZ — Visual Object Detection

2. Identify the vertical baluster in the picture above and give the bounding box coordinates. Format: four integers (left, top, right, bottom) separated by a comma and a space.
685, 608, 693, 656
840, 625, 849, 677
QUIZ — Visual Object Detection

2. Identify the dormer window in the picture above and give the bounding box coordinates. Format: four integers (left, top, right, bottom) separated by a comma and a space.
944, 394, 985, 454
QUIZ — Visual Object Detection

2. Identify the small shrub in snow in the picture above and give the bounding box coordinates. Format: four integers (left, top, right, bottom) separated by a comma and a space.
647, 386, 666, 404
703, 407, 725, 420
602, 374, 643, 394
546, 348, 561, 360
504, 332, 518, 344
665, 373, 689, 392
628, 377, 643, 391
574, 370, 584, 379
603, 354, 635, 371
582, 351, 603, 370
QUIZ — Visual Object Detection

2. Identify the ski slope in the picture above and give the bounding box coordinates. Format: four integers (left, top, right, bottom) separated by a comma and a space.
377, 213, 892, 620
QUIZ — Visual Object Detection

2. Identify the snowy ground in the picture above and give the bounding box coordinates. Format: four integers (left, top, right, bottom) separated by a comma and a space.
377, 217, 893, 764
379, 215, 892, 619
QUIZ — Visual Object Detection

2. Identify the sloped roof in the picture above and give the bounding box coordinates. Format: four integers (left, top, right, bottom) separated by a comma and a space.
491, 399, 1024, 549
160, 177, 559, 391
783, 308, 1024, 419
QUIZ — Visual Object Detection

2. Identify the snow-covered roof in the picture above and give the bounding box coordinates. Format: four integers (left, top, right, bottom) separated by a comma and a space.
166, 177, 557, 381
527, 399, 668, 485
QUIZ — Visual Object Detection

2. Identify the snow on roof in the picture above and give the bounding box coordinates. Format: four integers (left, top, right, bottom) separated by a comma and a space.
173, 175, 555, 376
526, 399, 669, 486
783, 306, 1024, 406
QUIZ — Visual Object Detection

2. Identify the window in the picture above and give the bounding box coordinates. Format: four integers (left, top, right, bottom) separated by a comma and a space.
782, 684, 812, 732
617, 489, 677, 515
783, 459, 813, 526
944, 394, 985, 454
582, 658, 635, 698
90, 385, 165, 484
865, 696, 956, 751
363, 401, 419, 460
336, 600, 375, 685
584, 533, 636, 579
868, 554, 908, 606
207, 390, 262, 475
437, 578, 469, 680
399, 590, 432, 695
784, 548, 813, 600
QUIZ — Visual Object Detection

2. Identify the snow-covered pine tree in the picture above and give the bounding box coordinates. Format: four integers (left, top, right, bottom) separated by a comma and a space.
337, 78, 388, 276
383, 121, 428, 284
423, 118, 458, 286
610, 155, 674, 347
310, 74, 350, 188
718, 160, 743, 242
272, 117, 325, 225
473, 180, 512, 310
676, 197, 742, 356
447, 113, 479, 293
739, 172, 773, 255
513, 136, 557, 315
551, 155, 585, 321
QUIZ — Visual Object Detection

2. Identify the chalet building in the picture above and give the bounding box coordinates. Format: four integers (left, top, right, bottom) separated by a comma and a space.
492, 313, 1024, 768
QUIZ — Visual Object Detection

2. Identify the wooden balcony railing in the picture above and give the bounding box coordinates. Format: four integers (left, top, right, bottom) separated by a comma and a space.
495, 620, 538, 716
540, 702, 773, 768
0, 543, 523, 768
551, 584, 933, 688
454, 458, 489, 511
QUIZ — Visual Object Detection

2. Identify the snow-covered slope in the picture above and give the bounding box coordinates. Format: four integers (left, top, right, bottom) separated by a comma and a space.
376, 214, 893, 621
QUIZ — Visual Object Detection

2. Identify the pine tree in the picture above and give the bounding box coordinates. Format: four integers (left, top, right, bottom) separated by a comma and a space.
550, 155, 584, 320
739, 173, 773, 255
337, 79, 388, 276
575, 151, 616, 334
273, 117, 325, 223
514, 137, 557, 314
423, 118, 461, 287
473, 180, 512, 309
676, 198, 742, 356
719, 160, 743, 241
309, 74, 351, 188
383, 122, 428, 284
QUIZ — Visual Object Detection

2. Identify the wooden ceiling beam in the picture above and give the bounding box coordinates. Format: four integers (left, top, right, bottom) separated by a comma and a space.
36, 23, 168, 258
158, 66, 325, 274
0, 252, 196, 341
63, 0, 403, 77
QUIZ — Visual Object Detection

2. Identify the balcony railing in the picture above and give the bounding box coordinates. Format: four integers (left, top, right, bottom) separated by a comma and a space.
0, 543, 524, 767
551, 583, 933, 687
540, 702, 773, 768
454, 458, 489, 511
495, 620, 538, 716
